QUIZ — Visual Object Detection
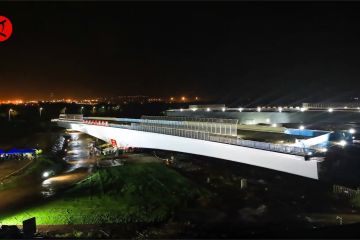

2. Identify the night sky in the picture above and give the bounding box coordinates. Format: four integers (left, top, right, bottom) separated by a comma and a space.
1, 2, 360, 103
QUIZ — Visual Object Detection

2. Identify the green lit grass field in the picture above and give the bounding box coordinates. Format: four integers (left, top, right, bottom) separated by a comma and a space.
0, 162, 207, 225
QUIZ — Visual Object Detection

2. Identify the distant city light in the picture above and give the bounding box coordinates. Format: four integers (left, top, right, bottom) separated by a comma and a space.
257, 107, 261, 112
300, 107, 306, 112
181, 96, 186, 101
349, 128, 356, 134
238, 108, 243, 112
278, 107, 283, 112
271, 123, 277, 127
180, 108, 183, 112
266, 118, 270, 123
0, 99, 24, 105
299, 125, 305, 130
328, 108, 333, 113
191, 108, 197, 111
206, 107, 211, 112
222, 107, 226, 112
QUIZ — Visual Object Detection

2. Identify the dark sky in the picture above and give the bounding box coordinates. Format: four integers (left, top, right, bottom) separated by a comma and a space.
1, 1, 360, 102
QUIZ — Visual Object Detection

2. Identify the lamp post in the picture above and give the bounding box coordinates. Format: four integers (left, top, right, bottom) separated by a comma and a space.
39, 107, 43, 117
80, 106, 84, 114
92, 106, 96, 113
336, 216, 343, 225
8, 108, 13, 121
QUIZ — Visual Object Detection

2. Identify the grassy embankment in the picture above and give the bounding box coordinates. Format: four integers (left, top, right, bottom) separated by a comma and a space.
0, 162, 208, 224
350, 194, 360, 208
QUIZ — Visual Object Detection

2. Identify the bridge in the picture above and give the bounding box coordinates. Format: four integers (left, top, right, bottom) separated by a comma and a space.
53, 114, 331, 180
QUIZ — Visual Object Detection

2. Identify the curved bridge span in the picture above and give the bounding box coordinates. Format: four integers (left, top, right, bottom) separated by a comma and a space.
54, 115, 324, 180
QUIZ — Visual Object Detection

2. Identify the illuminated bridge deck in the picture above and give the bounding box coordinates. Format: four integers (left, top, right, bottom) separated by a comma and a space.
57, 115, 327, 157
54, 114, 331, 179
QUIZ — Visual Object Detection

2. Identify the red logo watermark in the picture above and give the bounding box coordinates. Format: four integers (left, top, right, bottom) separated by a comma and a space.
0, 16, 13, 42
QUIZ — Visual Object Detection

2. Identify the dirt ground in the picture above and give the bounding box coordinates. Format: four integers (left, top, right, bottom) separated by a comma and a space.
0, 158, 32, 180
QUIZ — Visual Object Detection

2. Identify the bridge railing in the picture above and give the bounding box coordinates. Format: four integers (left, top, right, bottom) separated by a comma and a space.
209, 134, 308, 155
123, 123, 313, 156
140, 116, 238, 136
130, 124, 211, 141
59, 114, 83, 121
141, 115, 238, 124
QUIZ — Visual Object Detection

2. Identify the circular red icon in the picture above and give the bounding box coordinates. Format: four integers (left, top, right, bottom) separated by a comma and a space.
0, 16, 13, 42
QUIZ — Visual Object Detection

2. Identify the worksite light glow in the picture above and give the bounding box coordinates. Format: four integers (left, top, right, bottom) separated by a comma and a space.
349, 128, 356, 134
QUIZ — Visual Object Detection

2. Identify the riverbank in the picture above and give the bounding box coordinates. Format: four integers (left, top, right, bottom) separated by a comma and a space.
0, 158, 210, 238
0, 160, 208, 224
0, 157, 33, 182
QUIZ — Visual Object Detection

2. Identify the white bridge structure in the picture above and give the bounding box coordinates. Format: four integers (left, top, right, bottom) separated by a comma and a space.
54, 114, 330, 180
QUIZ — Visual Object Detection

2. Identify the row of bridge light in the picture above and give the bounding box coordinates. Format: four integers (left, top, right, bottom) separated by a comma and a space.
180, 106, 358, 137
180, 106, 360, 113
182, 106, 307, 112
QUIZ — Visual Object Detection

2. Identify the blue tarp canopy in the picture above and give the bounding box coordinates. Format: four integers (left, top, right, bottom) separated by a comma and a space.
284, 128, 329, 137
4, 148, 36, 154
